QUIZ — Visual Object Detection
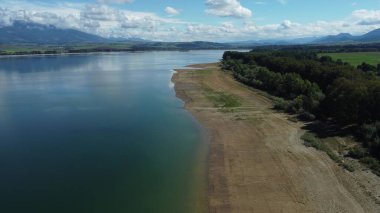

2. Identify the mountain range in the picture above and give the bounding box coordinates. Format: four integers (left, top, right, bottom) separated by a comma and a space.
0, 21, 107, 44
313, 29, 380, 44
1, 21, 380, 46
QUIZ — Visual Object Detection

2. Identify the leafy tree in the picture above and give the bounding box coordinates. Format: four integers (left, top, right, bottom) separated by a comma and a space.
358, 62, 376, 72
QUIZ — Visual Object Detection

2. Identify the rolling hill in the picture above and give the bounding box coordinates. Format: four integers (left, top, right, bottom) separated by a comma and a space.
313, 28, 380, 44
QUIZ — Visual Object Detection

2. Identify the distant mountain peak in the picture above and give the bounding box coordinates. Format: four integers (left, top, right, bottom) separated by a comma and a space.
361, 28, 380, 38
0, 21, 107, 44
336, 33, 352, 37
313, 28, 380, 44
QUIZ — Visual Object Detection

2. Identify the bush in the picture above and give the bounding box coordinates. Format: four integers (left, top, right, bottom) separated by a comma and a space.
348, 146, 367, 159
274, 99, 291, 111
360, 157, 380, 176
298, 112, 316, 121
302, 133, 323, 150
358, 123, 380, 159
342, 163, 355, 172
359, 122, 380, 142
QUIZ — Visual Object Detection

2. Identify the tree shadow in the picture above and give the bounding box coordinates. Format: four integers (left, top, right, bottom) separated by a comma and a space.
302, 120, 355, 139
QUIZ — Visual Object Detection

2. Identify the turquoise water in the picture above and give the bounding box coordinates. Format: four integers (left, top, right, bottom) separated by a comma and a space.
0, 51, 226, 213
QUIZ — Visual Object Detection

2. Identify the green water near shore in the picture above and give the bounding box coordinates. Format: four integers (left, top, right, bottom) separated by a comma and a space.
0, 51, 226, 212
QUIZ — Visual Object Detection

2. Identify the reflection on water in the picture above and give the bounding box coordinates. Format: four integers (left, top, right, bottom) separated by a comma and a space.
0, 51, 228, 213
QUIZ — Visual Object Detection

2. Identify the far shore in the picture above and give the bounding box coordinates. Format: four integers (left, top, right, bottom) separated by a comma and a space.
173, 63, 380, 213
0, 48, 250, 58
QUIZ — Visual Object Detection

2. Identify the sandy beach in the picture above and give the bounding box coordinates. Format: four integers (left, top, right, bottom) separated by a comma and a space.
173, 63, 380, 213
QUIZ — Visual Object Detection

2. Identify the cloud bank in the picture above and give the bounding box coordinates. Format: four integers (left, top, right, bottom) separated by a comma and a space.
0, 0, 380, 42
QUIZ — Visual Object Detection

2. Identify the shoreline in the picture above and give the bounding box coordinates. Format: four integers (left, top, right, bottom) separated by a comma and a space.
0, 48, 250, 58
172, 68, 211, 213
173, 63, 380, 212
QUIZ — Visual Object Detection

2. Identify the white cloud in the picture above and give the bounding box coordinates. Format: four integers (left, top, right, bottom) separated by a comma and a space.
278, 0, 288, 5
165, 7, 180, 16
280, 20, 293, 29
220, 22, 237, 33
82, 4, 123, 21
0, 2, 185, 39
205, 0, 252, 19
352, 9, 380, 25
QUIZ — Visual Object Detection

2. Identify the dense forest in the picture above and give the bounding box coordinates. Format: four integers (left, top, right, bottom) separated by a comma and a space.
222, 50, 380, 173
251, 43, 380, 53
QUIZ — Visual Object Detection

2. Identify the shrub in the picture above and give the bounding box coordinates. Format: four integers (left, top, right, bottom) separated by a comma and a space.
360, 157, 380, 176
274, 99, 291, 111
348, 146, 367, 159
302, 133, 322, 149
298, 112, 316, 121
359, 122, 379, 142
342, 163, 355, 172
358, 123, 380, 159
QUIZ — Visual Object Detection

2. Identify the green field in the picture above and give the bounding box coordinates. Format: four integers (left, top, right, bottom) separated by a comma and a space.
0, 43, 134, 55
318, 52, 380, 66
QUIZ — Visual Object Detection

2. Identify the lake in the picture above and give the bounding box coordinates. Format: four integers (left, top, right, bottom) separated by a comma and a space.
0, 51, 227, 213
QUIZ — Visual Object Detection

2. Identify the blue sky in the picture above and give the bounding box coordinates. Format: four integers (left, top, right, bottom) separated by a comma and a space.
1, 0, 380, 41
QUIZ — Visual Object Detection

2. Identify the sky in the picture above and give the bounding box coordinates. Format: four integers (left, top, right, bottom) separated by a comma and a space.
1, 0, 380, 42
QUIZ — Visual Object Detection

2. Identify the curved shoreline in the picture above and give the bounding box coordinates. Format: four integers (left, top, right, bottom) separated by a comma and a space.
172, 68, 211, 213
173, 63, 380, 213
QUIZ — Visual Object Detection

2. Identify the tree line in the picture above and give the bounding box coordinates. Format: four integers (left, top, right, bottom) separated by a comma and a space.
222, 50, 380, 166
251, 43, 380, 53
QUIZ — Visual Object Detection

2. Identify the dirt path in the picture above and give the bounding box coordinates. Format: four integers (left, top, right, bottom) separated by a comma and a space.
173, 63, 380, 213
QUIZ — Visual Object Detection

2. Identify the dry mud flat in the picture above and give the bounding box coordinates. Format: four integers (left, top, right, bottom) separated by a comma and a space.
173, 63, 380, 213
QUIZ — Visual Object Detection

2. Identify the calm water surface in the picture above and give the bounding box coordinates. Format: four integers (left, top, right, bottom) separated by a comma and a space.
0, 51, 227, 213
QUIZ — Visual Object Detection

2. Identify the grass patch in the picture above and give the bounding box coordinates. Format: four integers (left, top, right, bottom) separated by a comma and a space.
318, 52, 380, 66
213, 92, 241, 108
203, 87, 241, 110
301, 132, 348, 168
188, 69, 212, 76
